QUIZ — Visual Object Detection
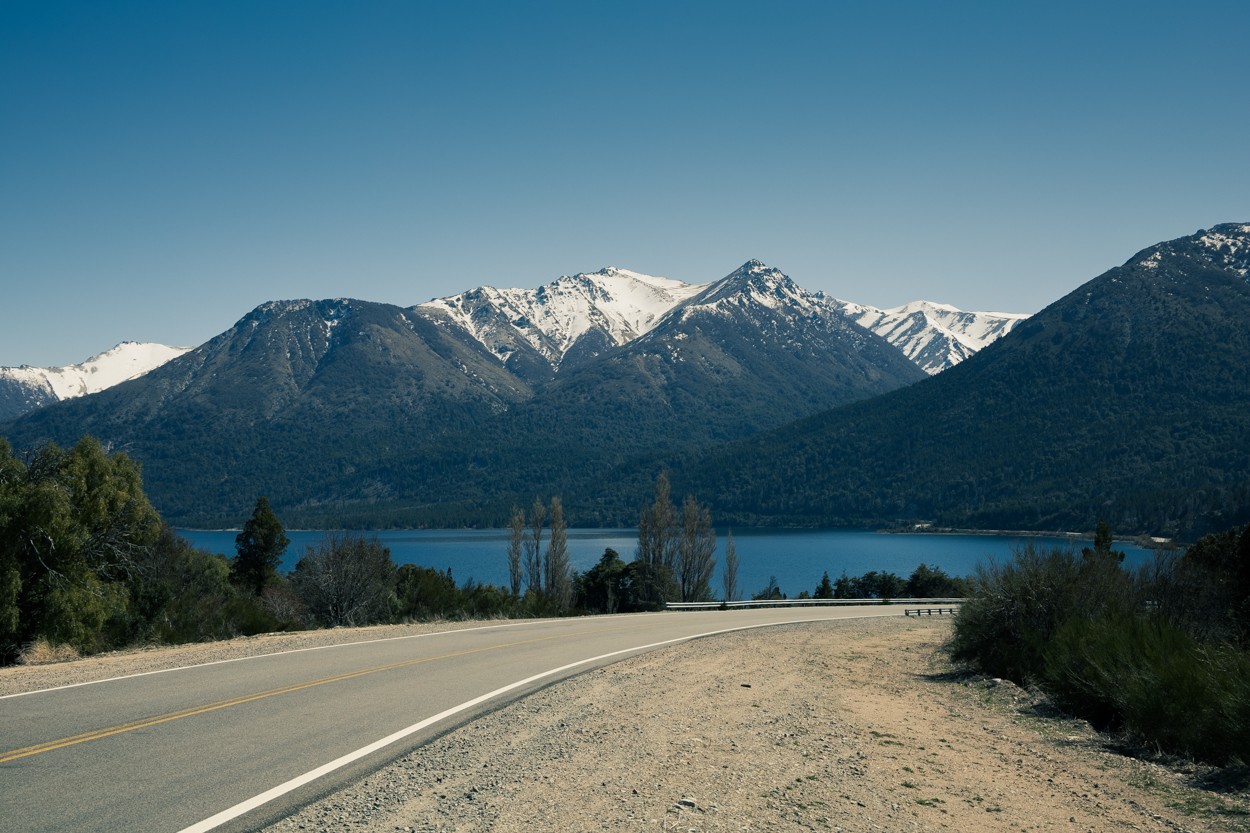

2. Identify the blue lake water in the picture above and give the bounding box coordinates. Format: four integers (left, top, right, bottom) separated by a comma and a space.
178, 527, 1155, 598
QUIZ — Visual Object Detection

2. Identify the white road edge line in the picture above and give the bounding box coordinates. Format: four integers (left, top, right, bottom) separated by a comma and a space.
176, 614, 885, 833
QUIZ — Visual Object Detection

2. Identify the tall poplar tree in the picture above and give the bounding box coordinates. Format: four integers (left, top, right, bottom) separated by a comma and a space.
506, 505, 525, 597
523, 497, 545, 595
723, 529, 739, 602
545, 496, 570, 609
678, 495, 716, 602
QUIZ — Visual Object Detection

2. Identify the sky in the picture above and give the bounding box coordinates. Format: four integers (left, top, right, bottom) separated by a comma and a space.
2, 1, 1248, 368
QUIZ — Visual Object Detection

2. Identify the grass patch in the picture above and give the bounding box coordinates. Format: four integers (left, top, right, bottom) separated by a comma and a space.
17, 638, 81, 665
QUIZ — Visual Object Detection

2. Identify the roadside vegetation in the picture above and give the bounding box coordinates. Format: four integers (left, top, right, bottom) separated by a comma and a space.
0, 441, 734, 664
948, 521, 1250, 765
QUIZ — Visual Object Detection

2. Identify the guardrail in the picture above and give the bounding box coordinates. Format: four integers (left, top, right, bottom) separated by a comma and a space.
665, 598, 964, 611
904, 607, 959, 616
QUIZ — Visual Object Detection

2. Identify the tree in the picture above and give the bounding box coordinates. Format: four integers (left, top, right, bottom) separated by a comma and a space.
524, 497, 545, 595
722, 529, 739, 602
752, 576, 784, 601
293, 533, 396, 627
814, 570, 835, 599
636, 472, 677, 572
634, 472, 679, 607
133, 526, 276, 644
833, 571, 852, 599
394, 564, 460, 620
577, 548, 627, 613
677, 495, 716, 602
0, 437, 162, 661
231, 497, 289, 595
1083, 519, 1125, 563
506, 505, 525, 597
906, 563, 966, 598
545, 496, 571, 609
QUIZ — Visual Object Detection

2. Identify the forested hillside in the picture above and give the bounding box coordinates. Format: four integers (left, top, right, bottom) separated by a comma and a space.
681, 224, 1250, 537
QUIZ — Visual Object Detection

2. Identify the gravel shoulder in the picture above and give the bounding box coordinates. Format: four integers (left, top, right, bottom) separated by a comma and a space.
6, 616, 1248, 832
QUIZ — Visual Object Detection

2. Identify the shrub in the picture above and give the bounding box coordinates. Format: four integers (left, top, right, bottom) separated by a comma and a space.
949, 544, 1138, 683
293, 533, 396, 627
17, 637, 81, 665
949, 535, 1250, 765
1044, 613, 1250, 764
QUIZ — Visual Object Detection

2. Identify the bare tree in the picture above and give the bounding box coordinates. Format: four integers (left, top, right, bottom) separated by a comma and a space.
678, 495, 716, 602
524, 497, 546, 595
506, 505, 525, 597
293, 533, 395, 627
723, 529, 739, 602
545, 496, 571, 610
633, 471, 681, 607
636, 471, 677, 570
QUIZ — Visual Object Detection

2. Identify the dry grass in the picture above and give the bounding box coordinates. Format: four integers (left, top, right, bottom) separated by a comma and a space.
17, 638, 82, 666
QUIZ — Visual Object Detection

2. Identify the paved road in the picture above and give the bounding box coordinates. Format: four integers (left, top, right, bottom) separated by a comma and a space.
1, 607, 902, 833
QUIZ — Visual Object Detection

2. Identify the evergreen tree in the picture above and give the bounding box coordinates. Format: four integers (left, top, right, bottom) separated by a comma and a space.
814, 570, 835, 599
576, 548, 627, 613
231, 496, 289, 595
1083, 519, 1124, 563
833, 570, 852, 598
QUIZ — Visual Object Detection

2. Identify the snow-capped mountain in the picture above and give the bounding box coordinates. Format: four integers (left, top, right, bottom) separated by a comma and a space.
418, 262, 1025, 377
0, 342, 191, 421
418, 267, 705, 376
842, 301, 1028, 375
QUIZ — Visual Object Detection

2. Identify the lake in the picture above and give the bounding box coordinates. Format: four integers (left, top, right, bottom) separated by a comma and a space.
178, 527, 1156, 598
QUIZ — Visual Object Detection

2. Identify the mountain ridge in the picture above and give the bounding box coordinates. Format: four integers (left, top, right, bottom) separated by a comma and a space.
2, 263, 1023, 423
678, 223, 1250, 537
2, 261, 928, 525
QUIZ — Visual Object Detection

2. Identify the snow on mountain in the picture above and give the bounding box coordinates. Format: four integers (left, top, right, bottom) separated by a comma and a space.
418, 260, 1026, 377
842, 300, 1028, 375
418, 266, 706, 368
1191, 223, 1250, 278
672, 259, 828, 320
0, 342, 192, 420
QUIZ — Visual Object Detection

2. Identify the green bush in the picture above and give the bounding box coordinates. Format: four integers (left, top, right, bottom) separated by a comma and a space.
949, 534, 1250, 765
1044, 613, 1250, 764
948, 545, 1111, 684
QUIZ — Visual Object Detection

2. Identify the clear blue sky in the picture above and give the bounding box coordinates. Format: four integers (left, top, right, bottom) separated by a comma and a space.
3, 0, 1247, 367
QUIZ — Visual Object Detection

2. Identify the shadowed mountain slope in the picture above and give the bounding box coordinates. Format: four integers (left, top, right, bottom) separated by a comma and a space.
681, 224, 1250, 537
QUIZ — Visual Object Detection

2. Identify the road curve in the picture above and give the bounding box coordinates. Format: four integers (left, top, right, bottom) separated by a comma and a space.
0, 606, 902, 833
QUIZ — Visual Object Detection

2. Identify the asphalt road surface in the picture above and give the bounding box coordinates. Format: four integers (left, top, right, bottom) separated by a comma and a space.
1, 606, 903, 833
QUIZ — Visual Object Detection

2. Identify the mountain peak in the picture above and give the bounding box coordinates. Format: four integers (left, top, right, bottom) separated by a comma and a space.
0, 341, 192, 419
418, 267, 705, 370
1132, 222, 1250, 279
732, 259, 778, 276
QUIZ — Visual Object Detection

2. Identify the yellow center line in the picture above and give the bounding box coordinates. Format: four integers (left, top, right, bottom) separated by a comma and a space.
1, 621, 664, 764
